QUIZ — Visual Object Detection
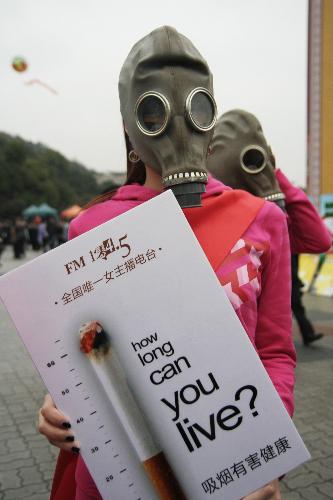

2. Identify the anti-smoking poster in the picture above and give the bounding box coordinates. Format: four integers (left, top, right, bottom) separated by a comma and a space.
0, 191, 310, 499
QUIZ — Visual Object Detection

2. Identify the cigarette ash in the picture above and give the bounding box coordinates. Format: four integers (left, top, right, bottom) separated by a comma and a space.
79, 321, 111, 360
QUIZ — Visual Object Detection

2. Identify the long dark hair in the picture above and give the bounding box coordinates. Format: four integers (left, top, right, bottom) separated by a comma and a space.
84, 125, 146, 209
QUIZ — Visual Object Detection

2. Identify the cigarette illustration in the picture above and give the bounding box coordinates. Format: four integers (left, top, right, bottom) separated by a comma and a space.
79, 321, 186, 500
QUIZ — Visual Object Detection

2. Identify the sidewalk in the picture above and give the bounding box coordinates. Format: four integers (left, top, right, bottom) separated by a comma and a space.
281, 292, 333, 499
0, 246, 332, 499
0, 247, 58, 499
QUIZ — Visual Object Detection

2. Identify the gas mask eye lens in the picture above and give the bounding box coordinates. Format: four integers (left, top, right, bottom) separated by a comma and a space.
186, 88, 217, 132
241, 145, 267, 174
135, 92, 170, 136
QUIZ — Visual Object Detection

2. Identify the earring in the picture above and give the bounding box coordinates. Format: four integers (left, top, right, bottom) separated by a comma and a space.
128, 150, 140, 163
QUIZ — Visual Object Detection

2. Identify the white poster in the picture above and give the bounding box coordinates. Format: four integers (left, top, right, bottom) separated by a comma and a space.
0, 191, 310, 499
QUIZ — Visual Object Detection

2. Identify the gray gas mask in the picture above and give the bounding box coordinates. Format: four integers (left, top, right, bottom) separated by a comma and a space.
119, 26, 217, 207
207, 109, 285, 210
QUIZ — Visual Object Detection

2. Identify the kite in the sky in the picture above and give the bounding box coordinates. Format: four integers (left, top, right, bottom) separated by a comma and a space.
11, 55, 58, 95
12, 56, 28, 72
25, 78, 58, 95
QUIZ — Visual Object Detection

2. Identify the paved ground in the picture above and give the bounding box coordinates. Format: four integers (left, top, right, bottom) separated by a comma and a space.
0, 246, 332, 499
0, 247, 58, 500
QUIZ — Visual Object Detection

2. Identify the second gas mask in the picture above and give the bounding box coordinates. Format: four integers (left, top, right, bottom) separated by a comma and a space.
119, 26, 217, 207
207, 109, 285, 209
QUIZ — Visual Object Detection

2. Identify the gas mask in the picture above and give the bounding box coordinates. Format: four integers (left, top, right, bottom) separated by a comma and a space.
207, 109, 285, 210
119, 26, 217, 208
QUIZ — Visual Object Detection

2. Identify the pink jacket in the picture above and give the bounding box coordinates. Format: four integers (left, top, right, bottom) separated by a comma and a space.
70, 175, 295, 414
70, 176, 295, 499
276, 169, 332, 254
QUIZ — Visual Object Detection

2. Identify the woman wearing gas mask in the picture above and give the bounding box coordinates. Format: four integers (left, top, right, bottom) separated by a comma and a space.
207, 109, 332, 346
39, 27, 293, 500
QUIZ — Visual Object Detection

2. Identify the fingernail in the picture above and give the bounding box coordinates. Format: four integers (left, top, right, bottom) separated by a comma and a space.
72, 447, 80, 454
65, 436, 75, 442
62, 422, 71, 429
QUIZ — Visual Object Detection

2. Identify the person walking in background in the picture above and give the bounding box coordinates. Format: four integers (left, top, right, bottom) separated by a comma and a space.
37, 219, 48, 252
46, 217, 59, 250
208, 109, 332, 346
56, 219, 67, 245
61, 220, 69, 244
0, 221, 6, 266
27, 216, 40, 251
11, 217, 27, 259
291, 254, 323, 345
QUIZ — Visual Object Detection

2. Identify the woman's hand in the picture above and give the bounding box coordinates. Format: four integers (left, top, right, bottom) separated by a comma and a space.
38, 393, 80, 453
242, 479, 281, 500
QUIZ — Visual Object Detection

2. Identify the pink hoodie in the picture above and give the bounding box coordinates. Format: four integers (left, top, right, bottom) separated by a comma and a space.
70, 176, 295, 411
70, 176, 295, 499
276, 169, 332, 254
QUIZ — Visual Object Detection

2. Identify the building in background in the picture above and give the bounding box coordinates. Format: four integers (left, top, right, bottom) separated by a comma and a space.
308, 0, 333, 213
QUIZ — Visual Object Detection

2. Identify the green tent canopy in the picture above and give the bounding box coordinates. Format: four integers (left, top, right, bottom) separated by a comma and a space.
22, 203, 58, 218
22, 205, 39, 218
38, 203, 58, 217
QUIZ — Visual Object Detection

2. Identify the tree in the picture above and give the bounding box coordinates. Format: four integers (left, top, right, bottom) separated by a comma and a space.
0, 132, 102, 219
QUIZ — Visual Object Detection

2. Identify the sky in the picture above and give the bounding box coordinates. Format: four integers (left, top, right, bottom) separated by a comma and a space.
0, 0, 308, 185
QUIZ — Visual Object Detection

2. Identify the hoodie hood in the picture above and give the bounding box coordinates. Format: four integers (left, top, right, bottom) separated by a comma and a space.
69, 175, 230, 239
112, 174, 230, 203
